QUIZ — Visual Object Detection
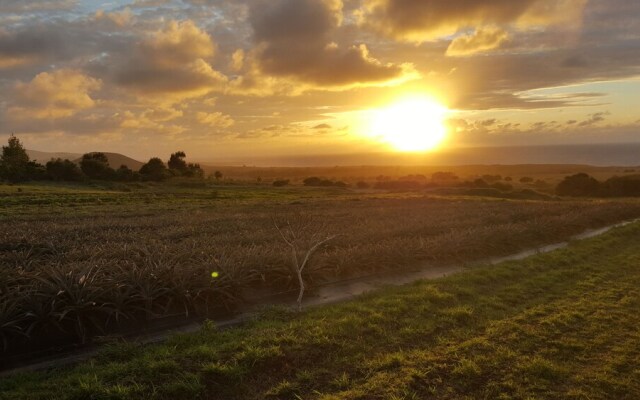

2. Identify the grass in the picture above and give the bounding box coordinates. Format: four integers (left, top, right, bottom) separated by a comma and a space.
2, 222, 640, 399
0, 182, 352, 217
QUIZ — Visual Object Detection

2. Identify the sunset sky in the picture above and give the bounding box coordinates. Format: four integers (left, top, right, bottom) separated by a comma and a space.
0, 0, 639, 162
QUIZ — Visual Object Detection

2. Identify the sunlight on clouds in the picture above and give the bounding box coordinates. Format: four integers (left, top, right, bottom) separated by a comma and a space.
10, 69, 101, 119
446, 27, 509, 57
359, 0, 588, 42
114, 20, 227, 104
0, 0, 637, 159
196, 111, 235, 128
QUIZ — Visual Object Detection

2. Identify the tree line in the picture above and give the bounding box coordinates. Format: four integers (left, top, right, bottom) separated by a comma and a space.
556, 173, 640, 197
0, 135, 204, 183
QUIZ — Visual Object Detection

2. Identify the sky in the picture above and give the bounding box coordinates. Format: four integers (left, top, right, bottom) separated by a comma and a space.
0, 0, 639, 162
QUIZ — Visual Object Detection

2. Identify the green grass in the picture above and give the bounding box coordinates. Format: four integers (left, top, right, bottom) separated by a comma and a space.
3, 222, 640, 399
0, 182, 357, 217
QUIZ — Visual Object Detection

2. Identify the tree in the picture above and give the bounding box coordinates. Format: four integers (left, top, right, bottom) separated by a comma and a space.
214, 170, 223, 181
273, 214, 338, 311
115, 165, 139, 182
0, 135, 30, 182
46, 158, 84, 181
185, 163, 204, 178
80, 152, 114, 180
556, 173, 601, 197
139, 157, 167, 181
168, 151, 187, 172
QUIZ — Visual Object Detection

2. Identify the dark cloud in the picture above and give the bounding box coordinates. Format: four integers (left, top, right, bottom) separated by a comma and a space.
0, 18, 133, 76
248, 0, 409, 87
0, 0, 76, 13
0, 28, 57, 69
578, 111, 609, 127
113, 20, 228, 102
359, 0, 587, 42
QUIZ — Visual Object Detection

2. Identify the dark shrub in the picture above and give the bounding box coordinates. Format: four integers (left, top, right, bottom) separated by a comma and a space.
556, 173, 601, 197
303, 177, 323, 186
602, 175, 640, 197
273, 179, 290, 187
481, 174, 502, 183
80, 153, 115, 180
46, 159, 84, 181
115, 165, 139, 182
139, 158, 168, 181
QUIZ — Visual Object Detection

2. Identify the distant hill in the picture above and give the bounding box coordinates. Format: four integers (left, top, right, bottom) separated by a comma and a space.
27, 150, 82, 164
72, 152, 144, 171
27, 149, 144, 171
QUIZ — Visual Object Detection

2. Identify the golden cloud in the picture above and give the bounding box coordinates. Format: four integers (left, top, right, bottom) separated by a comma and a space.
196, 111, 235, 128
10, 69, 102, 119
446, 27, 509, 56
115, 20, 227, 102
359, 0, 588, 42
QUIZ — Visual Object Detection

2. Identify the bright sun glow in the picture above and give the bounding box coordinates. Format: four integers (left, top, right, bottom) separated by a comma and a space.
370, 97, 448, 152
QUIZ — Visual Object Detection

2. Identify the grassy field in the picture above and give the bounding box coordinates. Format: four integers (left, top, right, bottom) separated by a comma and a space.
2, 182, 640, 355
2, 219, 639, 399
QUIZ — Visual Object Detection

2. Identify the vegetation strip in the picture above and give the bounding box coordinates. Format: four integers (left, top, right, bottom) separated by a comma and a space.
1, 222, 640, 399
4, 218, 634, 377
4, 192, 640, 358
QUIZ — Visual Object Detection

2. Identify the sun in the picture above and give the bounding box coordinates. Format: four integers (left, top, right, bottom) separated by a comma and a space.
370, 97, 449, 152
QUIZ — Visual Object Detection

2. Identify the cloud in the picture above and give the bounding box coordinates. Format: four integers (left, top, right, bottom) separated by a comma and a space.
248, 0, 413, 88
0, 0, 76, 13
446, 27, 509, 56
0, 0, 638, 157
94, 8, 134, 27
9, 69, 101, 119
196, 111, 235, 128
359, 0, 587, 42
0, 28, 54, 69
114, 20, 228, 102
578, 111, 609, 127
